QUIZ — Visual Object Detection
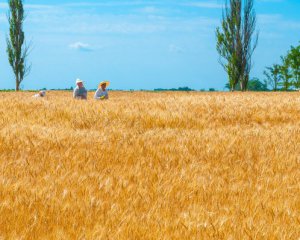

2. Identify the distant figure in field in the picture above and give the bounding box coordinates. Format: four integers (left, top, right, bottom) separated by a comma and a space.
33, 91, 46, 98
94, 81, 110, 100
73, 79, 87, 100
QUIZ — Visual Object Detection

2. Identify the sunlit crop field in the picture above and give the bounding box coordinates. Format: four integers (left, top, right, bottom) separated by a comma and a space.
0, 91, 299, 239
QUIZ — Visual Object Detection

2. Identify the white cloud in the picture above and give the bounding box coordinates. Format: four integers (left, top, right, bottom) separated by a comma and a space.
183, 2, 223, 9
0, 1, 221, 36
258, 0, 283, 2
138, 6, 160, 14
169, 44, 184, 53
258, 14, 300, 30
0, 2, 54, 9
26, 7, 218, 35
69, 42, 93, 51
61, 2, 149, 8
257, 14, 282, 25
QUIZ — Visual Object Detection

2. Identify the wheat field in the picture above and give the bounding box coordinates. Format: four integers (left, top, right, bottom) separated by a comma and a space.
0, 91, 299, 239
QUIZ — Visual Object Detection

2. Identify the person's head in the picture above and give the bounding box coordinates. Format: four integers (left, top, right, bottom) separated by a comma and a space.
101, 83, 107, 91
76, 79, 84, 88
39, 91, 46, 97
99, 81, 110, 91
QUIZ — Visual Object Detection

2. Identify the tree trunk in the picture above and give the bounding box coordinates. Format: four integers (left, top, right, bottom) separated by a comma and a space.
16, 76, 20, 91
240, 81, 246, 91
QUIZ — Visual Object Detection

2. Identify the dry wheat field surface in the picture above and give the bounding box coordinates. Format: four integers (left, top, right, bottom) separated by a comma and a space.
0, 91, 299, 239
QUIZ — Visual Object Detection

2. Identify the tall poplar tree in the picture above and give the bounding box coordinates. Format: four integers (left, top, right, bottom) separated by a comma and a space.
7, 0, 31, 91
216, 0, 258, 91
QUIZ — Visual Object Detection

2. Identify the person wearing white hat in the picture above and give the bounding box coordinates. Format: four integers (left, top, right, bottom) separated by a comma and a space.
94, 81, 110, 100
73, 79, 87, 100
33, 90, 46, 98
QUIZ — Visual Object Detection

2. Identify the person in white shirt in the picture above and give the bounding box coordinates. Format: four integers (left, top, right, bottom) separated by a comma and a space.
94, 81, 110, 100
73, 79, 88, 100
33, 91, 46, 98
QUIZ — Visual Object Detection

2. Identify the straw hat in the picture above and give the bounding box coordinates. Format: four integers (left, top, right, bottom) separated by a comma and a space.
76, 79, 83, 84
99, 81, 110, 88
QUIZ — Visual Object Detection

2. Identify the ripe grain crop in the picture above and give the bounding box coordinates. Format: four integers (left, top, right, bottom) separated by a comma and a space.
0, 91, 299, 239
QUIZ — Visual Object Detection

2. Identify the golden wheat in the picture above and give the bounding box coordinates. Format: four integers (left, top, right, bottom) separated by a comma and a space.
0, 91, 299, 239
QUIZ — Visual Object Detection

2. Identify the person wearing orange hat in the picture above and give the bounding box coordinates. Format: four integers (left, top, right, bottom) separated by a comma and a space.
94, 81, 110, 100
73, 79, 87, 100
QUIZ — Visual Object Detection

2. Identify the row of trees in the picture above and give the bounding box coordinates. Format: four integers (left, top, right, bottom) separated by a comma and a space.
264, 44, 300, 91
7, 0, 30, 91
216, 0, 299, 92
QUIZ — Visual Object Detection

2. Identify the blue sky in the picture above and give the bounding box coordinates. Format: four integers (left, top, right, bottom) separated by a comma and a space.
0, 0, 299, 90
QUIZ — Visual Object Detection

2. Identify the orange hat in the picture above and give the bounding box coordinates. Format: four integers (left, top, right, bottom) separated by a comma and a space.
98, 81, 110, 88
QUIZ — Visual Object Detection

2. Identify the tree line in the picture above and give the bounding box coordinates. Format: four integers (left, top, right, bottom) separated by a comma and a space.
216, 0, 300, 92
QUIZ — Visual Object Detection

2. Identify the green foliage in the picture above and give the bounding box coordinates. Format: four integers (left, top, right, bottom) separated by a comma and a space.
286, 44, 300, 89
264, 64, 281, 91
279, 56, 293, 91
224, 83, 239, 91
154, 87, 194, 92
7, 0, 31, 91
0, 89, 15, 92
225, 78, 268, 91
265, 42, 300, 91
247, 78, 268, 91
0, 89, 35, 92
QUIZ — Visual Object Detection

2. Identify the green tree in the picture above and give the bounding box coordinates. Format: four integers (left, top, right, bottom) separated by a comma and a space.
225, 78, 268, 91
7, 0, 31, 91
286, 44, 300, 89
247, 78, 268, 91
216, 0, 258, 91
224, 83, 240, 91
264, 64, 281, 91
279, 56, 292, 91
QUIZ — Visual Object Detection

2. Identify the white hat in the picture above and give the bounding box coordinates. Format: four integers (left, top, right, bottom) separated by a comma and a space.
76, 79, 83, 84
